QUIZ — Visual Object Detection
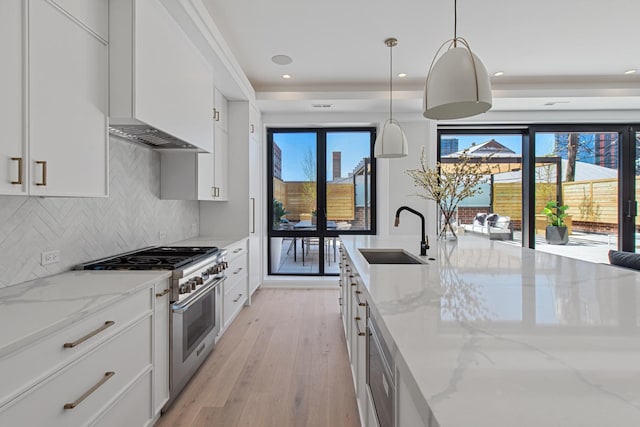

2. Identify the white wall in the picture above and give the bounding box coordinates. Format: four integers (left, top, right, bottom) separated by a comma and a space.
0, 137, 199, 288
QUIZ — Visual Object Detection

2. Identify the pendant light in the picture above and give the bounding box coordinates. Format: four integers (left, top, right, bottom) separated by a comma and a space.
375, 38, 408, 159
423, 0, 492, 120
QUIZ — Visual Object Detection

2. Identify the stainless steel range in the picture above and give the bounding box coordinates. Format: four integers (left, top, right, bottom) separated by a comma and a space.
80, 245, 228, 410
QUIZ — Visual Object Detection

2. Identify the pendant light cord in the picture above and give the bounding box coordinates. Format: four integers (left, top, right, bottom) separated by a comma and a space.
389, 41, 393, 120
453, 0, 457, 47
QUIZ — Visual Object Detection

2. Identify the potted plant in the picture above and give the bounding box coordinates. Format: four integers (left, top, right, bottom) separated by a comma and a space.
405, 147, 492, 239
271, 199, 289, 272
272, 199, 289, 229
543, 200, 569, 245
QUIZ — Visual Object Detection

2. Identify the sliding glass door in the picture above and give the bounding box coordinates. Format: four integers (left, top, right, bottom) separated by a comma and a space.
268, 128, 376, 276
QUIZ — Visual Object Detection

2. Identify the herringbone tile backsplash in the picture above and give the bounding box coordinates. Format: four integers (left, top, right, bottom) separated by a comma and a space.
0, 137, 200, 288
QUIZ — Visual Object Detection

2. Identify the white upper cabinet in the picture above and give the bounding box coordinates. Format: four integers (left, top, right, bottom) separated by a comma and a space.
161, 88, 228, 201
0, 1, 26, 195
0, 0, 108, 197
109, 0, 214, 153
214, 88, 229, 133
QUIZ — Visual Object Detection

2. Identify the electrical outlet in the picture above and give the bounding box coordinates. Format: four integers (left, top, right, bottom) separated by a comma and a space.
159, 230, 167, 240
41, 250, 60, 266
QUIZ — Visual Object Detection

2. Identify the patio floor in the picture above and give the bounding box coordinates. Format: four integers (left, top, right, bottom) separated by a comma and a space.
272, 237, 341, 275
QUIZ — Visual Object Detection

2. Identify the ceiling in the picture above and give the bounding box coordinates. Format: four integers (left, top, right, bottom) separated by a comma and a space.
201, 0, 640, 116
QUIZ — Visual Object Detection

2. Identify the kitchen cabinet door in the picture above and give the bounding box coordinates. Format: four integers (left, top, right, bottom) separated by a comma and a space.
153, 280, 170, 417
248, 118, 262, 298
214, 88, 229, 132
213, 125, 229, 201
0, 0, 26, 195
29, 0, 108, 197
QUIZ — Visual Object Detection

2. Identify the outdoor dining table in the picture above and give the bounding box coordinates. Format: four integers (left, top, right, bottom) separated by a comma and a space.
291, 221, 337, 265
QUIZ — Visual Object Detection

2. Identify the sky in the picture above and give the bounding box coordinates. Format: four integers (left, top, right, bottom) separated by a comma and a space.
272, 132, 562, 182
273, 131, 370, 182
446, 133, 557, 156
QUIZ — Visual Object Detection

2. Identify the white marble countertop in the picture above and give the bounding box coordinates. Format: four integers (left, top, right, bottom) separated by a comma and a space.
0, 270, 171, 358
340, 235, 640, 427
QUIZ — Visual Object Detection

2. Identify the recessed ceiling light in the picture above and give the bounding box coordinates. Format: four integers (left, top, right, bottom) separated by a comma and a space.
493, 71, 505, 77
312, 104, 333, 108
397, 73, 407, 78
282, 74, 291, 79
272, 54, 293, 65
624, 69, 637, 75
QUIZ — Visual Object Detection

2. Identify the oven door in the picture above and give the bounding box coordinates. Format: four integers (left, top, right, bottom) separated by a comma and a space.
169, 277, 223, 402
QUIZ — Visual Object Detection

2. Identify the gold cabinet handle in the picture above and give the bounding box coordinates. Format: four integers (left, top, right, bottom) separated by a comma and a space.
63, 321, 114, 348
233, 293, 243, 303
354, 317, 366, 336
354, 291, 366, 307
155, 288, 170, 297
350, 282, 357, 287
11, 157, 23, 184
233, 267, 243, 274
338, 297, 343, 306
64, 371, 115, 410
233, 248, 243, 253
36, 160, 47, 186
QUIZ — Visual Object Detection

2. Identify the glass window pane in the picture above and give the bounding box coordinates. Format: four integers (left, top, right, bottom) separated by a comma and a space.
534, 132, 619, 263
272, 132, 317, 232
440, 134, 522, 242
326, 131, 372, 231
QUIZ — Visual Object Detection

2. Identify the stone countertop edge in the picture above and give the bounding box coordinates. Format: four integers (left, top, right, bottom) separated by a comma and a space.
0, 270, 172, 359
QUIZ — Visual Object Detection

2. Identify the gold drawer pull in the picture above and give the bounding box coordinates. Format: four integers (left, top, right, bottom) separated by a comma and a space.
155, 288, 170, 297
63, 321, 114, 348
11, 157, 23, 184
233, 248, 243, 253
64, 371, 115, 410
354, 317, 366, 337
233, 293, 243, 303
354, 292, 366, 307
36, 160, 47, 186
338, 297, 343, 306
233, 267, 243, 274
350, 282, 357, 287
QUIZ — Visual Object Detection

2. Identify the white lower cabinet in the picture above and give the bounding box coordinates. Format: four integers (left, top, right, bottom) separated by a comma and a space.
0, 316, 152, 426
153, 280, 170, 418
222, 239, 248, 329
0, 280, 170, 427
91, 371, 153, 427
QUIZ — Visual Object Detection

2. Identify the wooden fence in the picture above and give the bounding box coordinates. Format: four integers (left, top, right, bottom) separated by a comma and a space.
493, 177, 640, 226
273, 179, 355, 221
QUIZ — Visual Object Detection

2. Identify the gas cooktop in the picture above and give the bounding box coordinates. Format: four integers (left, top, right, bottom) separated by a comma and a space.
80, 246, 219, 270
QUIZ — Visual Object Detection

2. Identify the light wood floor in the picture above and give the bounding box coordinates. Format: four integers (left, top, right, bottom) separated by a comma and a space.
156, 288, 360, 427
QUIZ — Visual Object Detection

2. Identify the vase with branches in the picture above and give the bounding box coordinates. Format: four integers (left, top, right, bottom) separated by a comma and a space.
405, 148, 493, 239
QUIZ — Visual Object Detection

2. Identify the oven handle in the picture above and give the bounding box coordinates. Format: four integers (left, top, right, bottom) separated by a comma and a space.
172, 277, 225, 314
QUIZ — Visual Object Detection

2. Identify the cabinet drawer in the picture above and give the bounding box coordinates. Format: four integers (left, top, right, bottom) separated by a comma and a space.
227, 253, 247, 279
0, 316, 152, 426
91, 371, 152, 427
226, 239, 247, 262
223, 274, 247, 326
0, 286, 151, 407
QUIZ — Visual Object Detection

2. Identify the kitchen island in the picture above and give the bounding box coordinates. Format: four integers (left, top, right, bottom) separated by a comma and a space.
340, 235, 640, 427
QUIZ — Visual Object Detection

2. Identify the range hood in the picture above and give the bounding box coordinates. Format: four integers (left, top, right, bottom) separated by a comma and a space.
108, 0, 213, 153
108, 125, 200, 150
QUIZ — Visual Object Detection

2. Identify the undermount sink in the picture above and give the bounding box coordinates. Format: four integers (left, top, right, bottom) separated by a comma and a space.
358, 249, 426, 265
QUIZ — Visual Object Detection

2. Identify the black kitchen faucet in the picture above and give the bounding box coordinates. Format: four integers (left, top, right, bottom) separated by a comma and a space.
394, 206, 429, 256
